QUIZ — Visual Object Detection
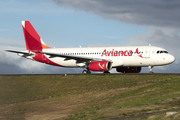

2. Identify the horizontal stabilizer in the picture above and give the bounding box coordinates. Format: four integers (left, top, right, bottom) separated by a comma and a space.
6, 50, 32, 55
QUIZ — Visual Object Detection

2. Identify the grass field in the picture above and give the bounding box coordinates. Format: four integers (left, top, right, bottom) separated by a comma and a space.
0, 74, 180, 120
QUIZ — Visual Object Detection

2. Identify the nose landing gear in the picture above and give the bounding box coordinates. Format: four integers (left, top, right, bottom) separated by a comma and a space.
149, 66, 154, 73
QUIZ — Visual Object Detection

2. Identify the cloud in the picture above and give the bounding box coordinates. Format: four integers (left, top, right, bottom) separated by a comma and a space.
49, 0, 180, 28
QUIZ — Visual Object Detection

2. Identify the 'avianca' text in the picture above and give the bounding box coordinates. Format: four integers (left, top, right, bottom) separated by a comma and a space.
101, 49, 133, 57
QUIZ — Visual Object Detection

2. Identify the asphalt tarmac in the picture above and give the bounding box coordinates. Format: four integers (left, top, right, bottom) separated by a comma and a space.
0, 73, 180, 76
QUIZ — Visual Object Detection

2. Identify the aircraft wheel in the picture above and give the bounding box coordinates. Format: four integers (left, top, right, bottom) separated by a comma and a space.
82, 70, 87, 74
82, 70, 91, 74
149, 66, 154, 74
103, 71, 110, 74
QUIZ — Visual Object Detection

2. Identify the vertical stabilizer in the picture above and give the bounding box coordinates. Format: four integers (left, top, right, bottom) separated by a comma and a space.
21, 21, 50, 52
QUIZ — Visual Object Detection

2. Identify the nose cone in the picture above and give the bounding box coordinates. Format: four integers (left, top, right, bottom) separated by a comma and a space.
169, 55, 175, 63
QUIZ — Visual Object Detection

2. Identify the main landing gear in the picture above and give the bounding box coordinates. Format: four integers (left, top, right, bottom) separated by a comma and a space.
82, 70, 91, 74
103, 71, 110, 74
149, 66, 154, 73
82, 70, 110, 74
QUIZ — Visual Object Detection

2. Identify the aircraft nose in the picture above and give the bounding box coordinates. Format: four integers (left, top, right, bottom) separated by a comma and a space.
169, 55, 175, 63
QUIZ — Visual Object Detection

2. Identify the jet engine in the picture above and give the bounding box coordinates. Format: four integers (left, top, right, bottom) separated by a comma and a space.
87, 61, 112, 71
116, 67, 141, 73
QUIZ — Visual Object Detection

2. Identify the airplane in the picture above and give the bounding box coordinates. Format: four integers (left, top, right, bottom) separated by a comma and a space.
6, 21, 175, 74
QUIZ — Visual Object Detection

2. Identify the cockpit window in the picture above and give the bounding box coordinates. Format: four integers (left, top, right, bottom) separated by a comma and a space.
157, 50, 168, 54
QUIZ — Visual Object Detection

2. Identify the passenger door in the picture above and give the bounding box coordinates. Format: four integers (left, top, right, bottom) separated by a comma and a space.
144, 47, 151, 59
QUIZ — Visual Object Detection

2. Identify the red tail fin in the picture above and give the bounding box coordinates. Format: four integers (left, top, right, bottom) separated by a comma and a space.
21, 21, 50, 52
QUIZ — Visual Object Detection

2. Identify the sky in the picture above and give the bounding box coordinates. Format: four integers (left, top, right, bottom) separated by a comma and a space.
0, 0, 180, 74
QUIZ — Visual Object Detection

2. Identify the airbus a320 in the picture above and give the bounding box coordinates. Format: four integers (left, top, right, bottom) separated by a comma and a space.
6, 21, 175, 74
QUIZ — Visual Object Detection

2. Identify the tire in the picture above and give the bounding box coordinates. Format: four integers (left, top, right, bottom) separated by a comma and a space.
82, 70, 87, 74
103, 71, 110, 74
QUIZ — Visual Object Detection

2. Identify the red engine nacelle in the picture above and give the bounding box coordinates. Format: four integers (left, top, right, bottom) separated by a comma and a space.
87, 61, 112, 71
116, 67, 142, 73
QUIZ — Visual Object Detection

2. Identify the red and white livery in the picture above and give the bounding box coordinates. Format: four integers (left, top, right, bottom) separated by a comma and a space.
6, 21, 175, 74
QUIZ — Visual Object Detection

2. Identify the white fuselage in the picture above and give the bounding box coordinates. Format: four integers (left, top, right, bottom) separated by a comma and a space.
27, 46, 175, 68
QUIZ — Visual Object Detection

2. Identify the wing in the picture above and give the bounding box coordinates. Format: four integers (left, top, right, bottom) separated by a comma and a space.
33, 51, 111, 62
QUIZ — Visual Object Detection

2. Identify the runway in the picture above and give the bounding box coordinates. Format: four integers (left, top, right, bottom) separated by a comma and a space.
0, 73, 180, 76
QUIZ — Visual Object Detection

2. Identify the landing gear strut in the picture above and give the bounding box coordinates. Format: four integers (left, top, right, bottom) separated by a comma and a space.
149, 66, 154, 73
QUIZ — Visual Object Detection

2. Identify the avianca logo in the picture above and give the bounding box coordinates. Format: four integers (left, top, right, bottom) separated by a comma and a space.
101, 48, 143, 58
136, 48, 143, 58
99, 63, 105, 70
